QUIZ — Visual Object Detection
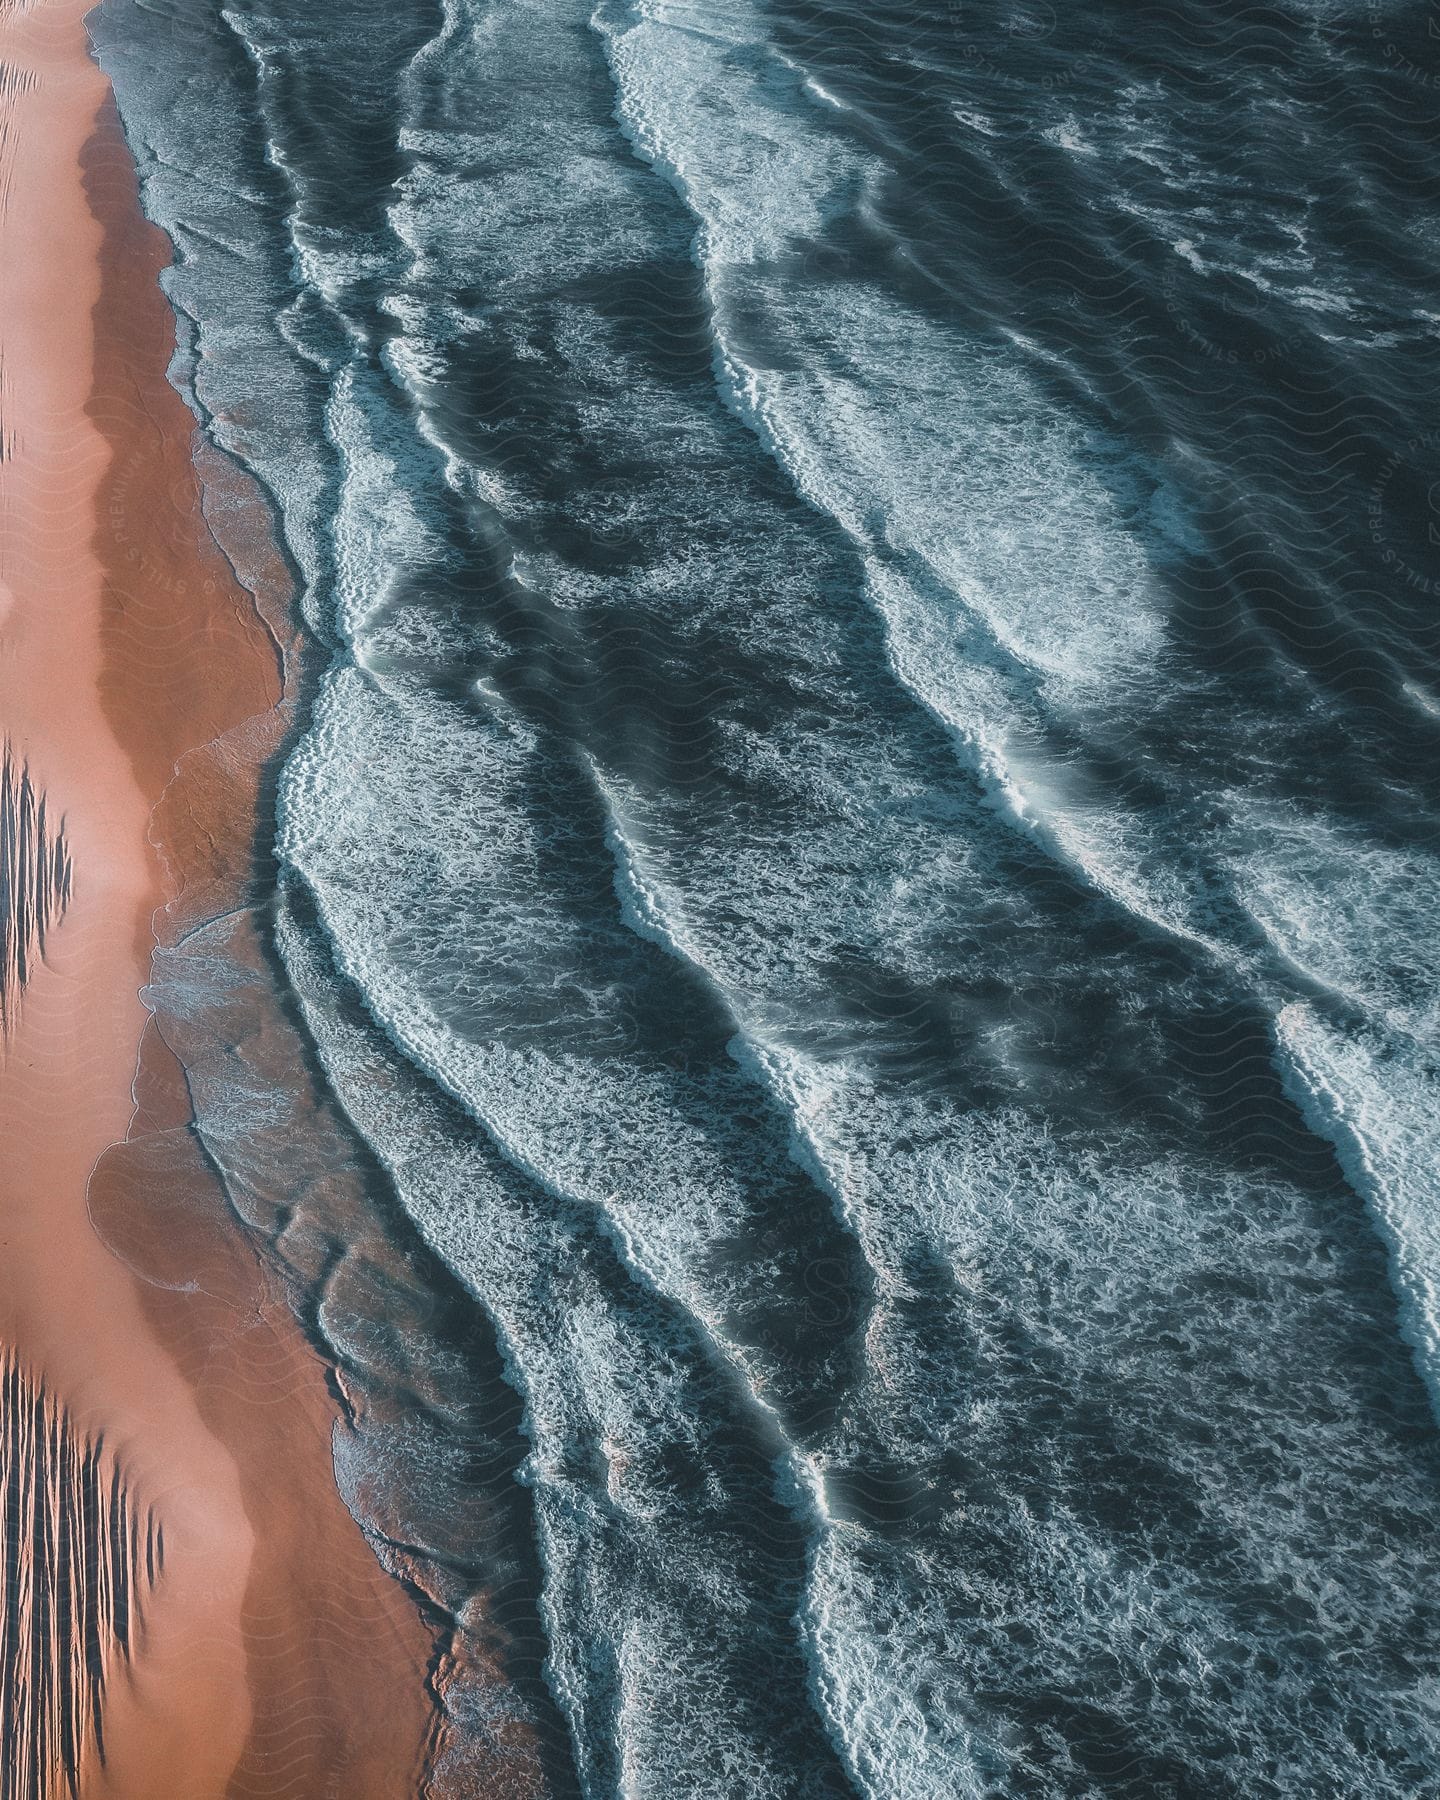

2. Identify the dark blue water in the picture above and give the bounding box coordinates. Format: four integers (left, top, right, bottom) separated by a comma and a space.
91, 0, 1440, 1792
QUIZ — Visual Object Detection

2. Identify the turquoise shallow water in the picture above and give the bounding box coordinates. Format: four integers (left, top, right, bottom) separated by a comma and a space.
93, 0, 1440, 1792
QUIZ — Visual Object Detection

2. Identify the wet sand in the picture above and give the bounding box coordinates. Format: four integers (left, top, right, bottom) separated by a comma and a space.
0, 1, 435, 1793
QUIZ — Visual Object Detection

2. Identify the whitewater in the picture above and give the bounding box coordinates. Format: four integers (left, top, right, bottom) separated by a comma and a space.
91, 0, 1440, 1792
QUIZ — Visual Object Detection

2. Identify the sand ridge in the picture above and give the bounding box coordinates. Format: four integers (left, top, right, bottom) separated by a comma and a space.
0, 1344, 161, 1800
0, 742, 72, 1038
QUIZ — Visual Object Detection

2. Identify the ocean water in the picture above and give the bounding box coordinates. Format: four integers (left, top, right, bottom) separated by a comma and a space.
90, 0, 1440, 1794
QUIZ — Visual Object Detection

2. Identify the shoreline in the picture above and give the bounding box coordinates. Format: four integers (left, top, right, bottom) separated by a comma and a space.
0, 3, 435, 1793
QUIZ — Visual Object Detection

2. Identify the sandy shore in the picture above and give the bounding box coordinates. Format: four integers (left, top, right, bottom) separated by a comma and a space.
0, 2, 435, 1793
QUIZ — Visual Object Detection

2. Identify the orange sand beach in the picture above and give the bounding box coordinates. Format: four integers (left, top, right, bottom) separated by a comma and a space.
0, 1, 435, 1793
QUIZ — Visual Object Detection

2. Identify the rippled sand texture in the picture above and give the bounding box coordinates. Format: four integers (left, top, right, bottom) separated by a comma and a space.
0, 1348, 159, 1800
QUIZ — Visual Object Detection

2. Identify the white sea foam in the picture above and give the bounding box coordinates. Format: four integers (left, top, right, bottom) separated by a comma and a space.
1233, 799, 1440, 1041
1276, 1004, 1440, 1419
98, 0, 1440, 1786
593, 0, 1227, 971
581, 8, 1440, 1779
283, 679, 839, 1792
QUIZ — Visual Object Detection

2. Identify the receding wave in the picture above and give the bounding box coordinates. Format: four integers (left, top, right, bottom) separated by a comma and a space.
91, 0, 1440, 1791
